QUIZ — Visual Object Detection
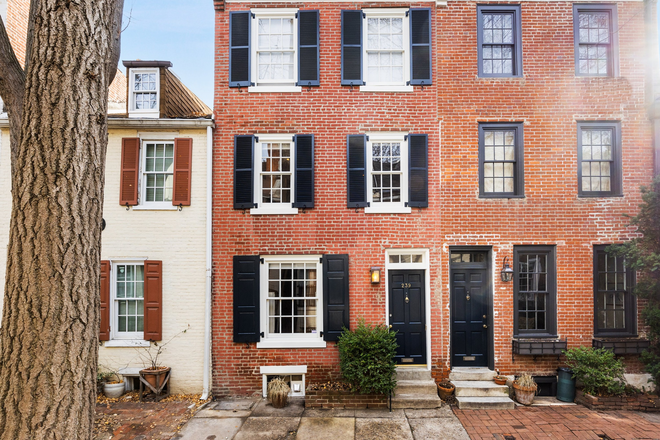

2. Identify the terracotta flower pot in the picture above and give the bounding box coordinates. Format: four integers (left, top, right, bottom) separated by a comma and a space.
437, 382, 455, 400
513, 382, 537, 406
494, 376, 508, 385
140, 366, 170, 390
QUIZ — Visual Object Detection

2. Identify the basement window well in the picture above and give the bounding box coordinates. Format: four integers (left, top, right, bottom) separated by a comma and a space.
260, 365, 306, 397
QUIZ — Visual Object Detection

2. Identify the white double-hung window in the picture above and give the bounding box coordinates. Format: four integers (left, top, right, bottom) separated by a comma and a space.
363, 9, 411, 92
251, 134, 297, 215
129, 68, 160, 118
250, 9, 299, 92
366, 132, 410, 213
258, 255, 325, 349
141, 140, 175, 208
112, 262, 145, 341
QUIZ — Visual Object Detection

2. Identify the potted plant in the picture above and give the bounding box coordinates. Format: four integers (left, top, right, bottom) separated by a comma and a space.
138, 341, 171, 391
437, 379, 455, 400
267, 377, 290, 408
98, 369, 125, 398
513, 373, 537, 405
494, 374, 508, 386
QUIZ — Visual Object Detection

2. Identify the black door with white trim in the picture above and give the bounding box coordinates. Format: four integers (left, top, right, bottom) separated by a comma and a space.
389, 270, 426, 365
451, 267, 489, 367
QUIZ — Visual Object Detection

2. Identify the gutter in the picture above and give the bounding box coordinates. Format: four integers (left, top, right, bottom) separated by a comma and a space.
201, 125, 213, 400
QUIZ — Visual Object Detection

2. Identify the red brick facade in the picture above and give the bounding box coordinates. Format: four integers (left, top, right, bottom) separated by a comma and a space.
212, 1, 654, 396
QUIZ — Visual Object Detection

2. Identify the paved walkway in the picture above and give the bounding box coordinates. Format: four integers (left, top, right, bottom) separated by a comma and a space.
454, 405, 660, 440
175, 398, 470, 440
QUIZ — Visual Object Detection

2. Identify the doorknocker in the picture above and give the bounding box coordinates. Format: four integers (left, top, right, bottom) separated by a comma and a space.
466, 294, 471, 301
405, 294, 410, 304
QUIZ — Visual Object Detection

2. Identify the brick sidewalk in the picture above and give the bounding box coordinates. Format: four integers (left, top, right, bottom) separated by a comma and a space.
94, 401, 194, 440
454, 406, 660, 440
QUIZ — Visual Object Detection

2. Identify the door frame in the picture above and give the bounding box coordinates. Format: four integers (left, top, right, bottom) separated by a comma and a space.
385, 248, 431, 371
449, 246, 494, 370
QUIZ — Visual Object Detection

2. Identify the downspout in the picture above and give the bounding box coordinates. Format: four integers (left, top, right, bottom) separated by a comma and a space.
201, 124, 213, 400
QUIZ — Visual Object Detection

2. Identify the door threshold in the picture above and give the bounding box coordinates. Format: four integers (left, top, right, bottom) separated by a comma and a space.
397, 364, 427, 369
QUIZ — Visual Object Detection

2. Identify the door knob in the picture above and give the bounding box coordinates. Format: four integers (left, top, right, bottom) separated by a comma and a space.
389, 325, 392, 329
483, 324, 488, 328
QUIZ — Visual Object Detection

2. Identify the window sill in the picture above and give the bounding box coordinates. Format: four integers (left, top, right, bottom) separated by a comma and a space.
257, 338, 326, 349
128, 111, 159, 119
131, 205, 179, 211
365, 205, 412, 214
250, 206, 298, 215
360, 85, 414, 93
578, 193, 623, 198
248, 85, 302, 93
103, 339, 150, 348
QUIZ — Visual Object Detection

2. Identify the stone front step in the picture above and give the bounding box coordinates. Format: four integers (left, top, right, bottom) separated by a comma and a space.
456, 396, 515, 410
395, 368, 432, 381
453, 380, 509, 397
449, 367, 496, 382
395, 379, 439, 396
391, 393, 443, 409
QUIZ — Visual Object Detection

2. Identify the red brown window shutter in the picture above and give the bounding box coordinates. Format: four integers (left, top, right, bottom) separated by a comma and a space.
99, 260, 111, 341
172, 138, 193, 206
143, 260, 163, 341
120, 138, 140, 206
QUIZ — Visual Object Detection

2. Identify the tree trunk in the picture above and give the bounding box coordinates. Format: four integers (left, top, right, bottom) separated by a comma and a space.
0, 1, 119, 439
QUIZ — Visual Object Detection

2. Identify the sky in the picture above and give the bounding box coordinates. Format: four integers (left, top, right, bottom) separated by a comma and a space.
119, 0, 215, 108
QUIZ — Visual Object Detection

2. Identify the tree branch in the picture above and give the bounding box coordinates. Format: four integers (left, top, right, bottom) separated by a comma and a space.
107, 0, 125, 85
24, 0, 39, 72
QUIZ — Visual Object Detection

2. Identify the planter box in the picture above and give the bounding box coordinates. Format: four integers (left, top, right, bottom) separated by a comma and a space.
305, 389, 388, 409
576, 390, 660, 412
512, 338, 567, 362
592, 338, 650, 355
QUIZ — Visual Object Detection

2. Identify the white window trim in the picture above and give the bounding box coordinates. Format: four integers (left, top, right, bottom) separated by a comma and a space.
256, 255, 326, 349
137, 138, 176, 210
361, 9, 413, 93
248, 8, 302, 93
251, 134, 299, 215
128, 68, 160, 119
110, 260, 147, 343
365, 132, 411, 214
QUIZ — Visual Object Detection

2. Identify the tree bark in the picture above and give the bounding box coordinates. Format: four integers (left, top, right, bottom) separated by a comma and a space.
0, 1, 121, 439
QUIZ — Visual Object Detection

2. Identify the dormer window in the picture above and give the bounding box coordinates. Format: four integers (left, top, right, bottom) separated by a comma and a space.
128, 68, 160, 118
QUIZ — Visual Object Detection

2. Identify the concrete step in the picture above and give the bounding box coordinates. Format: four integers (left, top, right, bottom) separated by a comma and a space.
456, 396, 515, 410
391, 393, 442, 409
449, 367, 496, 382
453, 381, 509, 397
395, 379, 439, 396
395, 368, 432, 381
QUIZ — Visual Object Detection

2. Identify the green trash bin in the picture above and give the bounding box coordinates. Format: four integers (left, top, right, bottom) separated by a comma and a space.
557, 367, 575, 402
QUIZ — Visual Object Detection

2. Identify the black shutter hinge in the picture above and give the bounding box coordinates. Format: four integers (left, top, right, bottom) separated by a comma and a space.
405, 202, 409, 207
251, 12, 255, 18
406, 10, 410, 16
295, 12, 298, 18
260, 258, 264, 264
362, 11, 366, 18
254, 136, 259, 142
260, 332, 264, 337
319, 257, 323, 264
320, 331, 324, 337
404, 135, 409, 141
366, 135, 369, 141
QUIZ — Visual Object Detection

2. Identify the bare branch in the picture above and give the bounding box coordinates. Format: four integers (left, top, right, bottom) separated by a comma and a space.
107, 0, 125, 86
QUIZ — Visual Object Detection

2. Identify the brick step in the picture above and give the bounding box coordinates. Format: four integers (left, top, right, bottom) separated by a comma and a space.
456, 396, 515, 410
449, 367, 496, 382
453, 380, 509, 397
395, 379, 439, 396
395, 368, 432, 381
391, 393, 443, 409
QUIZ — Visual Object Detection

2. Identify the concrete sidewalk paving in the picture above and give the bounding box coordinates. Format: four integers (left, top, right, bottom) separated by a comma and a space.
174, 397, 470, 440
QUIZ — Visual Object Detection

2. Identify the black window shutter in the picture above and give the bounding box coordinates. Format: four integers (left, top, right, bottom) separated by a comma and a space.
323, 254, 350, 341
409, 9, 432, 86
347, 134, 368, 208
229, 11, 251, 87
233, 256, 261, 343
298, 10, 320, 87
234, 135, 255, 209
293, 134, 315, 208
408, 134, 428, 208
341, 10, 364, 86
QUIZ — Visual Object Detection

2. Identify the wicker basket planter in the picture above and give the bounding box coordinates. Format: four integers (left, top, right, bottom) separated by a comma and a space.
513, 382, 537, 406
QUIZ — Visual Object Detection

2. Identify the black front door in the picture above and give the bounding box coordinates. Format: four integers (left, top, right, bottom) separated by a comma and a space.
451, 268, 489, 367
389, 270, 426, 365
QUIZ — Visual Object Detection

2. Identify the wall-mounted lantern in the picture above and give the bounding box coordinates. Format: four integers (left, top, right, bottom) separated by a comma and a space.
501, 257, 514, 282
370, 267, 381, 284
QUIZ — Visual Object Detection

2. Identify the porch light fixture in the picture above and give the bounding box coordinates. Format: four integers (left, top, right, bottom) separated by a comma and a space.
501, 257, 514, 282
370, 267, 381, 284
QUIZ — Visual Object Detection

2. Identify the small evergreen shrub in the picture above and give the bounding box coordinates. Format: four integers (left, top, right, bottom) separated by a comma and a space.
564, 346, 626, 396
337, 319, 398, 395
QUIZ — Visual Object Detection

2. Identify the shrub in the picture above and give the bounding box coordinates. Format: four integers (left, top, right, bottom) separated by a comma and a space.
337, 319, 398, 395
564, 346, 626, 396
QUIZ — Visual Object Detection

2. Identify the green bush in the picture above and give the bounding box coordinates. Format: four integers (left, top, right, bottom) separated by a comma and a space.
564, 346, 626, 396
337, 319, 398, 395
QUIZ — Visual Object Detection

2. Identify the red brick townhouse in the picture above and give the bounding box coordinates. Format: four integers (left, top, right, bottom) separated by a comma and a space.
211, 0, 659, 399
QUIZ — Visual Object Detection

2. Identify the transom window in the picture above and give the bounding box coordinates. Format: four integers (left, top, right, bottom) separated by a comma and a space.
261, 141, 291, 205
594, 245, 636, 335
267, 262, 318, 334
477, 6, 522, 77
450, 252, 487, 264
114, 264, 144, 338
577, 122, 621, 197
366, 133, 409, 213
142, 141, 174, 204
257, 17, 295, 83
366, 17, 404, 84
574, 5, 617, 77
389, 253, 424, 264
514, 246, 556, 337
479, 123, 524, 197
